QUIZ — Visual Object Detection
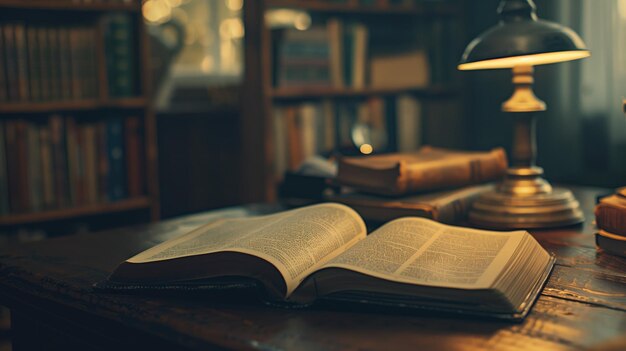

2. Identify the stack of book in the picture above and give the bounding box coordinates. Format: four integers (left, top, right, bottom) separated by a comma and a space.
595, 188, 626, 257
0, 115, 145, 216
328, 147, 508, 225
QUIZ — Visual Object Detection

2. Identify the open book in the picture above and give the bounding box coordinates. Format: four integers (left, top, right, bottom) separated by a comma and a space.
102, 204, 554, 320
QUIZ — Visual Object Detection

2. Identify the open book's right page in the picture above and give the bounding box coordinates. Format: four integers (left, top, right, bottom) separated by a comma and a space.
323, 218, 526, 290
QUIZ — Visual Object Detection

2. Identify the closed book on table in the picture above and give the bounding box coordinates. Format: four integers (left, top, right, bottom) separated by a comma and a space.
327, 184, 493, 224
595, 189, 626, 237
337, 146, 507, 196
595, 230, 626, 258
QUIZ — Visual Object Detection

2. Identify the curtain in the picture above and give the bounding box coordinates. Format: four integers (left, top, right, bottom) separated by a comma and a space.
539, 0, 626, 186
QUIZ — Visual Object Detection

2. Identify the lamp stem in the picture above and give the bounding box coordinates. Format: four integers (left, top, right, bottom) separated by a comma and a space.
511, 113, 536, 168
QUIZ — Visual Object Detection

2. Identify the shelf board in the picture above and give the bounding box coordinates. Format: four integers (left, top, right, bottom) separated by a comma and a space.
0, 197, 152, 226
271, 86, 459, 100
266, 0, 461, 16
0, 0, 139, 12
0, 97, 147, 114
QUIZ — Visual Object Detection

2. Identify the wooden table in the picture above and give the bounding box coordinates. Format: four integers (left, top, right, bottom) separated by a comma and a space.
1, 187, 625, 351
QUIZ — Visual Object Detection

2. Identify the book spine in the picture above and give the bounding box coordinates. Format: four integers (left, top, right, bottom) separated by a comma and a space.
69, 27, 82, 100
4, 121, 21, 212
0, 25, 7, 102
58, 27, 73, 100
125, 116, 144, 197
14, 22, 30, 102
48, 27, 62, 101
285, 107, 302, 170
327, 18, 344, 88
65, 117, 80, 206
15, 121, 31, 212
96, 122, 109, 202
83, 125, 99, 204
3, 24, 19, 102
75, 124, 87, 206
39, 126, 56, 209
0, 122, 9, 215
27, 123, 43, 212
107, 118, 127, 201
105, 14, 136, 97
50, 115, 70, 208
433, 187, 489, 224
401, 148, 508, 194
595, 203, 626, 237
38, 26, 51, 101
26, 26, 41, 102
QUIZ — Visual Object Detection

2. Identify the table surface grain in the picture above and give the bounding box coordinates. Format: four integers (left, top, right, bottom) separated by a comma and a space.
1, 187, 625, 351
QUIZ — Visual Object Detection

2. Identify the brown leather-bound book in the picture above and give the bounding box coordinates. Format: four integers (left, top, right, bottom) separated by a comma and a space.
337, 146, 508, 196
125, 116, 144, 197
596, 230, 626, 258
595, 189, 626, 237
327, 184, 493, 225
14, 121, 30, 212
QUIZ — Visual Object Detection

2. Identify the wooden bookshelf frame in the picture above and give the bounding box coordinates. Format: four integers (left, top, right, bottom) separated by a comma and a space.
0, 0, 160, 228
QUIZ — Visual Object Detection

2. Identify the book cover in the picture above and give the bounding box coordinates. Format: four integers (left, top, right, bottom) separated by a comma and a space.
337, 146, 508, 196
39, 126, 56, 209
327, 184, 493, 224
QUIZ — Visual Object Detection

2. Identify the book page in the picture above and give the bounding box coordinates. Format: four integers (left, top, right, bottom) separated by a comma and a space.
323, 218, 525, 289
128, 203, 367, 295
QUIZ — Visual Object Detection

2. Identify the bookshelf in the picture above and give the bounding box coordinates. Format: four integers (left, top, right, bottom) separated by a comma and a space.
0, 0, 159, 232
242, 0, 468, 203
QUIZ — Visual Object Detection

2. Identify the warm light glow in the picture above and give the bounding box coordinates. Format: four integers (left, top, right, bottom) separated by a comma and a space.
294, 13, 311, 31
458, 50, 590, 70
219, 18, 244, 39
359, 144, 373, 155
226, 0, 243, 11
201, 56, 214, 73
265, 9, 311, 30
143, 0, 172, 24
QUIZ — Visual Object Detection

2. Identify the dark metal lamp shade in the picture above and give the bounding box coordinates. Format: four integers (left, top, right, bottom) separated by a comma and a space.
458, 0, 590, 70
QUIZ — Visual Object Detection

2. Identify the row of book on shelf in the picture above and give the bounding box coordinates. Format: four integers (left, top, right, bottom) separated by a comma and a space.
0, 14, 136, 103
273, 16, 460, 90
272, 94, 422, 179
0, 115, 145, 216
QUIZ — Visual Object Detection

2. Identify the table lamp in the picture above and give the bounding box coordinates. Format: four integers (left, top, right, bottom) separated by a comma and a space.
458, 0, 590, 229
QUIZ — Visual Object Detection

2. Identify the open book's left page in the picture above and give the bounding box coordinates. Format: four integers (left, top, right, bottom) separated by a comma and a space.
126, 203, 367, 296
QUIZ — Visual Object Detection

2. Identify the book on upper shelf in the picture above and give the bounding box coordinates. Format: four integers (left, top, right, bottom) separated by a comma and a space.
98, 203, 555, 321
327, 183, 493, 225
337, 146, 508, 196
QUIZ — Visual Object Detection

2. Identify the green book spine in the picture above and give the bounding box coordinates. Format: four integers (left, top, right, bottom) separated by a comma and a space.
105, 14, 136, 97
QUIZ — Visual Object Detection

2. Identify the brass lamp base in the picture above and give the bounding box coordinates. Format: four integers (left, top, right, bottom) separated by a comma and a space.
469, 168, 584, 229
